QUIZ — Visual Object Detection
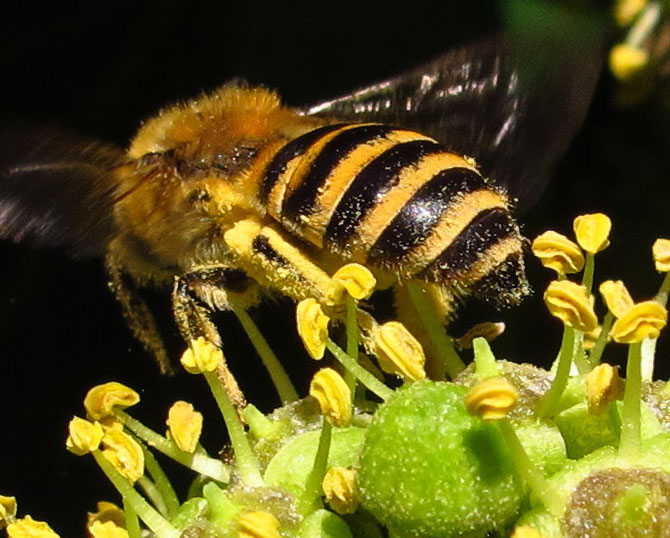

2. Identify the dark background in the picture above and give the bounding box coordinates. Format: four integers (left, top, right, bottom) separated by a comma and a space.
1, 2, 669, 536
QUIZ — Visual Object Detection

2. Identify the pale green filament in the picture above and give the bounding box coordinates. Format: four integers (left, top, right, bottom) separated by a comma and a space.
619, 342, 643, 458
537, 327, 575, 418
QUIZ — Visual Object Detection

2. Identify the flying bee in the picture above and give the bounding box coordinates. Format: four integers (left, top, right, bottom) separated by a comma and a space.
0, 31, 603, 397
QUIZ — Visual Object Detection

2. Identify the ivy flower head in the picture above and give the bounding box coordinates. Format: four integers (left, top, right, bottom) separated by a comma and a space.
84, 382, 140, 421
531, 230, 584, 275
544, 280, 598, 332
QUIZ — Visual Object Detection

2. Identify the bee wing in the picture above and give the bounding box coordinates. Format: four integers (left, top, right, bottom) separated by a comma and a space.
302, 29, 605, 212
0, 124, 124, 257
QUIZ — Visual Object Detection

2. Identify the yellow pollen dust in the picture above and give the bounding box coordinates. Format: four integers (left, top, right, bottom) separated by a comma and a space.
586, 363, 624, 415
544, 280, 598, 332
84, 382, 140, 421
374, 321, 426, 381
465, 377, 519, 420
322, 466, 358, 514
573, 213, 612, 254
66, 416, 104, 456
296, 298, 330, 360
310, 368, 352, 427
599, 280, 635, 318
532, 230, 584, 275
610, 300, 668, 343
180, 337, 223, 374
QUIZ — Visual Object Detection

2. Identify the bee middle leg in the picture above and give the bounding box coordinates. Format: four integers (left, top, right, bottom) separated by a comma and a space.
172, 266, 259, 408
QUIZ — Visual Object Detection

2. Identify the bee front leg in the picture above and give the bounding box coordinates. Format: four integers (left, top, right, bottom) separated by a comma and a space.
172, 267, 258, 408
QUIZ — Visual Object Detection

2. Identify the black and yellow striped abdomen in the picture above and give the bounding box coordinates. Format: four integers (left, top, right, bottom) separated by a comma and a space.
259, 122, 527, 303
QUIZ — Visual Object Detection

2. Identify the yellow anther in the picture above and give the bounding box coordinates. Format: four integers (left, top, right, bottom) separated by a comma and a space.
87, 502, 126, 528
610, 43, 649, 81
599, 280, 635, 318
296, 298, 330, 360
586, 363, 625, 415
87, 520, 129, 538
7, 516, 60, 538
510, 525, 545, 538
456, 322, 505, 349
531, 230, 584, 275
0, 496, 17, 527
238, 511, 281, 538
465, 377, 519, 420
614, 0, 648, 26
573, 213, 612, 254
101, 430, 145, 484
84, 382, 140, 421
374, 321, 426, 381
652, 238, 670, 272
180, 336, 223, 374
65, 416, 104, 456
582, 325, 602, 350
610, 300, 668, 343
322, 466, 358, 515
544, 280, 598, 332
166, 401, 203, 454
332, 263, 377, 300
309, 368, 352, 427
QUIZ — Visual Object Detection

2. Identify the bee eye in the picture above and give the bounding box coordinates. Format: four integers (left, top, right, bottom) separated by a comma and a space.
188, 189, 211, 203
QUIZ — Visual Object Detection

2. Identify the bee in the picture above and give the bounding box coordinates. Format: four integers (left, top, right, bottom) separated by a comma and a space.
0, 32, 603, 397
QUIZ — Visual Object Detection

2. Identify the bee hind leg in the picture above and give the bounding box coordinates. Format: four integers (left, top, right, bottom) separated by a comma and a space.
105, 254, 174, 375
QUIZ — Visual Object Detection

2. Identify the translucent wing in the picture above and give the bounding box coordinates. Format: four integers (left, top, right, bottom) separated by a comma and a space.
0, 124, 124, 257
303, 25, 605, 212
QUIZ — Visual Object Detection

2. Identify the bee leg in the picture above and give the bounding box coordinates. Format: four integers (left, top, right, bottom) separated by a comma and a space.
223, 218, 341, 305
105, 254, 174, 375
172, 268, 252, 408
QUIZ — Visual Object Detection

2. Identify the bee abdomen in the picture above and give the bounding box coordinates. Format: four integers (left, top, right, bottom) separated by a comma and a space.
261, 122, 522, 285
